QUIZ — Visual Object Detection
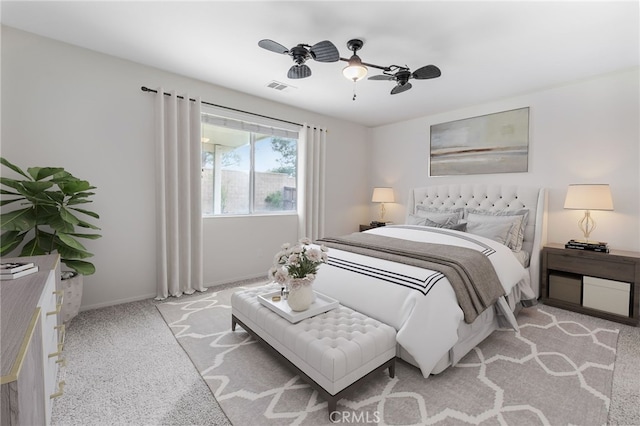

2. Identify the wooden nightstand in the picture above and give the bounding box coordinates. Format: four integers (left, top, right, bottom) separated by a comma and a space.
359, 224, 376, 232
541, 243, 640, 326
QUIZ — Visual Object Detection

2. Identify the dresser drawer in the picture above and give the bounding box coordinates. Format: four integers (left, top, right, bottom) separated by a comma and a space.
547, 252, 636, 282
38, 270, 63, 423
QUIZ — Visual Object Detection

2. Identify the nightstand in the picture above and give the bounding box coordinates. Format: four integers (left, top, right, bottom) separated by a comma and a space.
359, 224, 376, 232
541, 243, 639, 326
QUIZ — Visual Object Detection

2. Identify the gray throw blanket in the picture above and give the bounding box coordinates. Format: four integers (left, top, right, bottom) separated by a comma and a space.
317, 232, 505, 324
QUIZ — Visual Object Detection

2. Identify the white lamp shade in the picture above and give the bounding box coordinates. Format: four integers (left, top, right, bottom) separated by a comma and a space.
372, 187, 395, 203
564, 184, 614, 210
343, 55, 368, 81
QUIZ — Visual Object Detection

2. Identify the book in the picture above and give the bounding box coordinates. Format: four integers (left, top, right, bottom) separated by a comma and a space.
567, 239, 608, 248
565, 243, 610, 253
0, 265, 39, 280
0, 262, 36, 274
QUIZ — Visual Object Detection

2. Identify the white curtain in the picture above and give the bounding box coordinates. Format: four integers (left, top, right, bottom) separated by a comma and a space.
297, 124, 327, 241
154, 89, 205, 299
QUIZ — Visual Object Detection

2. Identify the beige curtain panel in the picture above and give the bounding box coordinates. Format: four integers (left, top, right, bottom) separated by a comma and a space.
297, 125, 327, 242
154, 89, 205, 299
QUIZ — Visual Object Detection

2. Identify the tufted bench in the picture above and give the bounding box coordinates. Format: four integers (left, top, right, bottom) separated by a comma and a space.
231, 284, 397, 415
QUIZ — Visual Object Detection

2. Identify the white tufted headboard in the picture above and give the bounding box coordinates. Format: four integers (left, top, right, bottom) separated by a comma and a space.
407, 184, 547, 298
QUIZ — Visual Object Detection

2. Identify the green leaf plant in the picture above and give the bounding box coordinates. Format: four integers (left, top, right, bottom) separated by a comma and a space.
0, 157, 101, 275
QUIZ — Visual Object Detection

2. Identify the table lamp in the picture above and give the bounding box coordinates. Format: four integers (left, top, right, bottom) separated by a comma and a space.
372, 187, 394, 223
563, 184, 613, 242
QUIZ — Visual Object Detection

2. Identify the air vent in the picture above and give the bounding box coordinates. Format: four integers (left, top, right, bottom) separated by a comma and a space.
266, 80, 296, 92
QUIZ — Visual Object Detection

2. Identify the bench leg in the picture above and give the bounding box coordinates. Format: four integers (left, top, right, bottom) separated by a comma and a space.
327, 398, 337, 417
389, 358, 396, 378
231, 315, 237, 331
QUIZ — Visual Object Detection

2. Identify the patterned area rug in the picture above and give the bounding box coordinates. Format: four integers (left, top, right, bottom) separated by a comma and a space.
157, 284, 619, 426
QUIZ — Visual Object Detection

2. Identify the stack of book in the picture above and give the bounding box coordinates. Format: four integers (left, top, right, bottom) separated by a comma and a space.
565, 239, 610, 253
0, 262, 39, 280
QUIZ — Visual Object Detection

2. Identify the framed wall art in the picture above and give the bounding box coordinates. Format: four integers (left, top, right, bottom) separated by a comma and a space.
429, 107, 530, 176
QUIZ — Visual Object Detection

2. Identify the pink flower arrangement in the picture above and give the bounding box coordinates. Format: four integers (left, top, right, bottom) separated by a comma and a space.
268, 238, 328, 283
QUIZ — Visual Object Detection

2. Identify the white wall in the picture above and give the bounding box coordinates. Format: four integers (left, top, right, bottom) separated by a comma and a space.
1, 27, 370, 309
370, 68, 640, 252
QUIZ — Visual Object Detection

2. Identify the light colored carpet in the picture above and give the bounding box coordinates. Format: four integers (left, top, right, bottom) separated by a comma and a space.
49, 278, 640, 425
156, 283, 635, 426
50, 290, 233, 426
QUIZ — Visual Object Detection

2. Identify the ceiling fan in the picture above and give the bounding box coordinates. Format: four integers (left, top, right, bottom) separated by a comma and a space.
340, 39, 441, 95
258, 39, 340, 79
368, 64, 442, 95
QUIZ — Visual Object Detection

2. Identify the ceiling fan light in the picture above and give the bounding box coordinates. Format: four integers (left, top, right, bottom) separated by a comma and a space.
343, 55, 368, 81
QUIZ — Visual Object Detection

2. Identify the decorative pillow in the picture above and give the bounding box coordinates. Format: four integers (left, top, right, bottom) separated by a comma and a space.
424, 218, 468, 231
415, 206, 464, 225
512, 250, 530, 268
407, 214, 428, 226
464, 209, 529, 252
465, 221, 513, 246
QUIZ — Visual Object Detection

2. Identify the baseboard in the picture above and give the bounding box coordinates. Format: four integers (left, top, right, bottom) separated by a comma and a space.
79, 292, 157, 312
204, 273, 268, 288
79, 274, 268, 312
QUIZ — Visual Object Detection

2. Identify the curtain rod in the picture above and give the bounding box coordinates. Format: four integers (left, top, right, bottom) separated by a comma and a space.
140, 86, 308, 129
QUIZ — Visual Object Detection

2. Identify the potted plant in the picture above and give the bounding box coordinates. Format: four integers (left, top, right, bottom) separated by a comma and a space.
0, 157, 101, 324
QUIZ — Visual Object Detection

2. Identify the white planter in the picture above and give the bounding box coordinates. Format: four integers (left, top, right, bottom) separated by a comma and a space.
61, 273, 83, 324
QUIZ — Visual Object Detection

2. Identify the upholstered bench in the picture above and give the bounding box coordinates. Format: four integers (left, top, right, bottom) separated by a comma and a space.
231, 285, 397, 415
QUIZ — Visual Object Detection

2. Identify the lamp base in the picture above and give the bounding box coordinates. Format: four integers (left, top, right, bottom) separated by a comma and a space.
577, 210, 596, 240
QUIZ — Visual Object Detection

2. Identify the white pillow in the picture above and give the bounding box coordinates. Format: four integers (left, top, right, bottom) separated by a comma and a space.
415, 206, 463, 224
407, 214, 427, 226
465, 221, 513, 246
465, 209, 529, 252
424, 218, 468, 231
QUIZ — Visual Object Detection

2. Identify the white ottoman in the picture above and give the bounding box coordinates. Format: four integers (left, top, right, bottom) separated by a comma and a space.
231, 285, 397, 415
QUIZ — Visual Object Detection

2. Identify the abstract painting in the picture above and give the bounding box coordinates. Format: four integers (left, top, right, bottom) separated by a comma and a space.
430, 107, 529, 176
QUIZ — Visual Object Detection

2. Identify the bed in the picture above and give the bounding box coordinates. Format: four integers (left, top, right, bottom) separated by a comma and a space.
312, 183, 547, 378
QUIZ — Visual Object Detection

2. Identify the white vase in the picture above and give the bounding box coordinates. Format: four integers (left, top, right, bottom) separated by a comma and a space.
287, 277, 314, 311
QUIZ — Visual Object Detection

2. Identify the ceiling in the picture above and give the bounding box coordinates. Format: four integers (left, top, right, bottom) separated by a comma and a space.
2, 1, 638, 127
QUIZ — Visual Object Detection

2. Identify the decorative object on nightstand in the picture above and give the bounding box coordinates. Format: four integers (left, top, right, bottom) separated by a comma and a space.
563, 184, 613, 244
372, 187, 394, 223
565, 239, 610, 253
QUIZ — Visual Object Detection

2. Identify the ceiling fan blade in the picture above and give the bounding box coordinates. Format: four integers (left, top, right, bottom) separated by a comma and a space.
287, 64, 311, 79
368, 74, 395, 81
310, 40, 339, 62
412, 65, 441, 80
391, 82, 412, 95
258, 39, 289, 55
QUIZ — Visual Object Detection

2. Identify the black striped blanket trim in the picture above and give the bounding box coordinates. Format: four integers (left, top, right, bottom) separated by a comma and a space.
317, 231, 506, 324
384, 225, 496, 257
327, 256, 445, 296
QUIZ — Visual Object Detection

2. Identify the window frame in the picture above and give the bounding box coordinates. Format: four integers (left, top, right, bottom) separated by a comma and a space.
200, 109, 300, 218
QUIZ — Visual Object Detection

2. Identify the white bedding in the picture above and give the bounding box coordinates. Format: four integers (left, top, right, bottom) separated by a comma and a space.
312, 225, 530, 378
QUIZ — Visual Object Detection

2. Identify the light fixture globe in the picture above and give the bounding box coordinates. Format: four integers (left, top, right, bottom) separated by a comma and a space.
343, 39, 368, 82
343, 54, 368, 81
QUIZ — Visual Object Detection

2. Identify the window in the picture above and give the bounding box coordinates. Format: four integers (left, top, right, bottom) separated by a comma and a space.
201, 111, 299, 216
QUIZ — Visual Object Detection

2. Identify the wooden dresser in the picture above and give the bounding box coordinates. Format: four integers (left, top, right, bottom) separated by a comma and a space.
1, 254, 65, 425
